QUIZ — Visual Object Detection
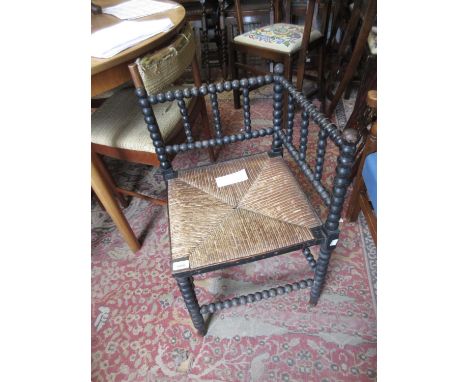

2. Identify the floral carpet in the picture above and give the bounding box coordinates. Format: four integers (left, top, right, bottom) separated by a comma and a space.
91, 91, 377, 381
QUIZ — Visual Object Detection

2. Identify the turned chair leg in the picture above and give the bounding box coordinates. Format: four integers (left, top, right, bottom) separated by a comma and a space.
229, 43, 241, 109
317, 43, 325, 112
310, 241, 333, 305
218, 0, 228, 79
302, 247, 317, 272
175, 276, 207, 336
192, 55, 216, 162
282, 56, 293, 131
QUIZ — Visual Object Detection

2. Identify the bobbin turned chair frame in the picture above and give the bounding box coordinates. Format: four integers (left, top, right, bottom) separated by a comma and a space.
129, 63, 358, 336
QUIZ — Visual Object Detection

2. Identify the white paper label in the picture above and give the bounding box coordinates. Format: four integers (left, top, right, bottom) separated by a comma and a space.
172, 260, 190, 271
215, 169, 248, 188
330, 239, 339, 246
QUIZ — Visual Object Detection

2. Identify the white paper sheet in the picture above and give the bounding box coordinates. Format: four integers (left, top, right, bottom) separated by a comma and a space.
172, 260, 190, 271
91, 18, 174, 59
215, 169, 248, 188
103, 0, 178, 20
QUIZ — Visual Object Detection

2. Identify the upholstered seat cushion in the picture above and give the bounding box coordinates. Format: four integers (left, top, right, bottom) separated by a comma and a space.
234, 23, 322, 54
168, 153, 322, 272
362, 152, 377, 212
91, 87, 189, 152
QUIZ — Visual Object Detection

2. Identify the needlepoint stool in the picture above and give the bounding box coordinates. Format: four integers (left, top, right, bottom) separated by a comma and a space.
234, 23, 322, 54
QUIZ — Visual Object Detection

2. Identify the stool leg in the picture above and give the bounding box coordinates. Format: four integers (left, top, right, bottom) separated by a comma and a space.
302, 247, 317, 272
92, 151, 129, 208
175, 276, 206, 336
310, 241, 333, 306
92, 152, 140, 253
218, 0, 228, 79
317, 42, 325, 112
230, 43, 241, 109
283, 56, 293, 131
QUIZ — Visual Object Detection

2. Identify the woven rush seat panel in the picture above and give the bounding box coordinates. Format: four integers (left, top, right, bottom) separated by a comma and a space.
168, 153, 322, 271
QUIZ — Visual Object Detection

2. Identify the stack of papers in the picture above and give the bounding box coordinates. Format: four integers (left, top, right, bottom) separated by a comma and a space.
91, 18, 174, 59
103, 0, 179, 20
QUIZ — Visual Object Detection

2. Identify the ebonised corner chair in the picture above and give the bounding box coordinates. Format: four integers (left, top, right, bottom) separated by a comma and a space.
128, 63, 358, 336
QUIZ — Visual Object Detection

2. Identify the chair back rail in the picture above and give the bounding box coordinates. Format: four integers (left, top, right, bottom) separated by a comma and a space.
130, 63, 358, 234
232, 0, 317, 49
234, 0, 281, 35
325, 0, 376, 116
136, 24, 196, 93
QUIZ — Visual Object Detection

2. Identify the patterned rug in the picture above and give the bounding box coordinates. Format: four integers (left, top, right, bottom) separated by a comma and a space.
91, 92, 377, 381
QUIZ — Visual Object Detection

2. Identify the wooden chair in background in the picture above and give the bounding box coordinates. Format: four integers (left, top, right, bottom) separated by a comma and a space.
229, 0, 329, 111
343, 51, 376, 179
324, 0, 376, 116
347, 90, 377, 243
92, 23, 215, 208
221, 0, 274, 77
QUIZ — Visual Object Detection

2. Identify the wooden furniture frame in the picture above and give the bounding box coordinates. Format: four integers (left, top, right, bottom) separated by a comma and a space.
220, 0, 275, 79
177, 0, 221, 82
324, 0, 376, 116
344, 54, 376, 179
347, 90, 376, 243
288, 0, 333, 102
229, 0, 328, 112
93, 23, 215, 208
91, 0, 187, 252
129, 63, 358, 335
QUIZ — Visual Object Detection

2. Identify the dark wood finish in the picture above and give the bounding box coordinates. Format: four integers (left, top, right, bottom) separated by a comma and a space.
131, 64, 359, 334
285, 94, 295, 143
347, 90, 377, 243
192, 57, 217, 163
270, 64, 284, 156
303, 247, 317, 270
310, 240, 333, 304
218, 0, 228, 78
345, 53, 376, 179
177, 1, 227, 81
314, 128, 328, 182
299, 111, 310, 161
324, 0, 376, 116
199, 278, 314, 315
175, 276, 206, 335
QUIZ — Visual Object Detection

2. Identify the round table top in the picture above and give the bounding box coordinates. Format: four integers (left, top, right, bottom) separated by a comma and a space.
91, 0, 186, 76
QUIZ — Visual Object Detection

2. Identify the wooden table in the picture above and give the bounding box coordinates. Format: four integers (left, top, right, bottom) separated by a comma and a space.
91, 0, 186, 252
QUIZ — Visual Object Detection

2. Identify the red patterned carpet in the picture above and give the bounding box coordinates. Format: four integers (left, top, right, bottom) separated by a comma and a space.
91, 94, 377, 381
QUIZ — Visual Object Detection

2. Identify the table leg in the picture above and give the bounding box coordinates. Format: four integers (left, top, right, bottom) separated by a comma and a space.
91, 151, 141, 253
